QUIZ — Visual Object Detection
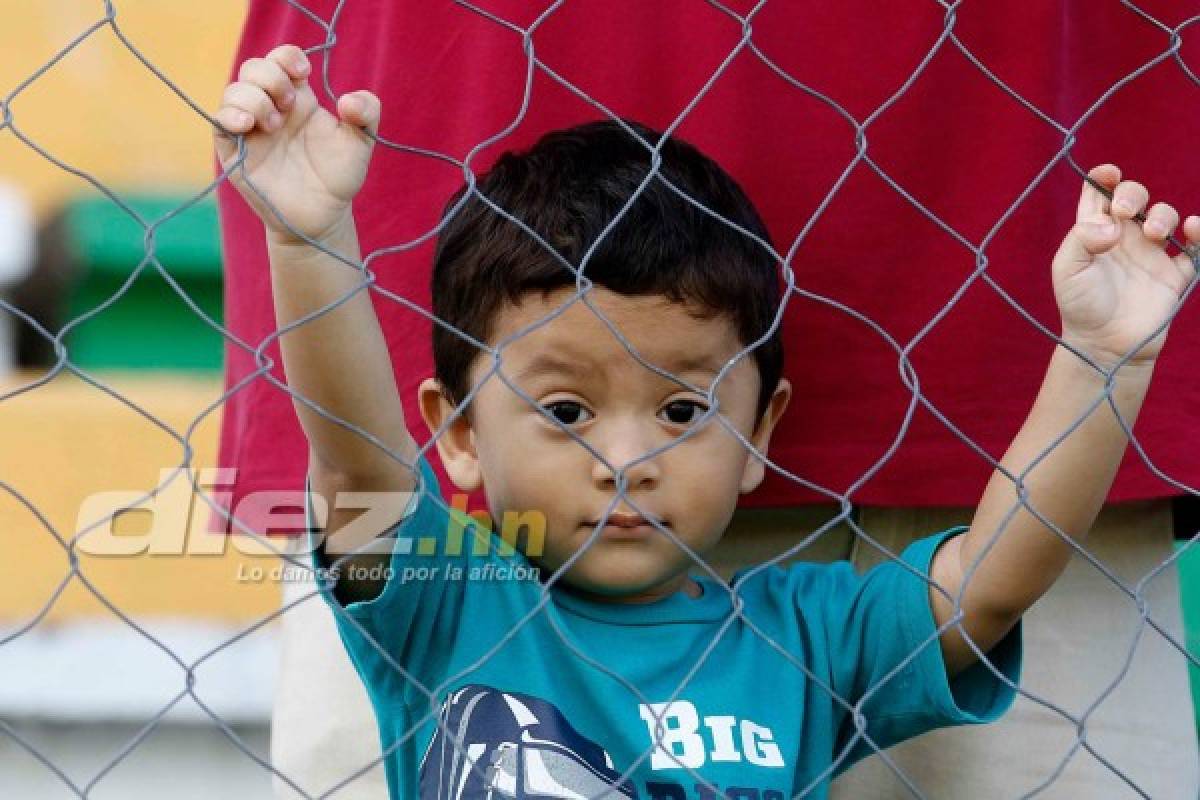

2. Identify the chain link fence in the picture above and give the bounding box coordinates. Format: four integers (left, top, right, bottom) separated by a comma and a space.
3, 0, 1200, 797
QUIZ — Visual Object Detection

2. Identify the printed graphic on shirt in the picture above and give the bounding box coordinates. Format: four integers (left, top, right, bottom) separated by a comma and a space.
419, 687, 788, 800
635, 702, 787, 800
419, 684, 637, 800
636, 702, 785, 770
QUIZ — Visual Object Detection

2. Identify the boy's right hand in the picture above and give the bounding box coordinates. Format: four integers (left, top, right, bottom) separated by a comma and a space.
214, 45, 380, 247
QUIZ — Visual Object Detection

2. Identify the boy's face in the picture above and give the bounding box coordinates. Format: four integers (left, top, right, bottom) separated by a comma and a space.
420, 288, 790, 603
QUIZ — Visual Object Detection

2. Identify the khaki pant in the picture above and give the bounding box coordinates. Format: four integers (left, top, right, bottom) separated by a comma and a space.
271, 501, 1199, 799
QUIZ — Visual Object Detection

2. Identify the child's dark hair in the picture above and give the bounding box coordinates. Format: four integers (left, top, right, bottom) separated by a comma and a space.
430, 119, 783, 423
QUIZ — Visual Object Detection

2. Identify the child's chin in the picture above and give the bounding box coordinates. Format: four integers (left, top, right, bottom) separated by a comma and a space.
534, 546, 692, 598
557, 562, 683, 599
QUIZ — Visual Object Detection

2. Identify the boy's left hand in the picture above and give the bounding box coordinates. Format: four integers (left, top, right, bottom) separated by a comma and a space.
1053, 164, 1199, 369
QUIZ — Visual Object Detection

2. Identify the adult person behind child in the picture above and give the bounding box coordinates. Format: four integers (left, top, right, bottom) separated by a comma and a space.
213, 2, 1200, 797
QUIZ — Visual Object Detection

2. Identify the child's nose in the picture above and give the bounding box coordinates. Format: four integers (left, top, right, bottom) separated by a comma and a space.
590, 425, 662, 490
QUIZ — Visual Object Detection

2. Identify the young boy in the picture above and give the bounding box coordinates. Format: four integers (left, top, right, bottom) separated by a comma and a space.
215, 45, 1199, 799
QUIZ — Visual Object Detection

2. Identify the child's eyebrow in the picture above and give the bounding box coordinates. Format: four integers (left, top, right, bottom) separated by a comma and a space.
509, 354, 590, 383
510, 352, 724, 384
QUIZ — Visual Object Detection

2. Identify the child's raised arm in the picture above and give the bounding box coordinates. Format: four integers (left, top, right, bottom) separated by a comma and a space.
928, 164, 1199, 677
214, 45, 418, 601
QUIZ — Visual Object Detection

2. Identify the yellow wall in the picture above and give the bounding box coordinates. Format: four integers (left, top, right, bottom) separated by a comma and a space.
0, 1, 246, 217
0, 5, 283, 626
0, 371, 283, 625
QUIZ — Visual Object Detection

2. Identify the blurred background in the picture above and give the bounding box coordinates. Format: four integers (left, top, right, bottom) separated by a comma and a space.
2, 2, 1200, 799
0, 2, 279, 796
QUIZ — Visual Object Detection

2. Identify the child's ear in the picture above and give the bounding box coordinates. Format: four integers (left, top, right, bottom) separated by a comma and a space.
418, 378, 482, 493
739, 377, 792, 494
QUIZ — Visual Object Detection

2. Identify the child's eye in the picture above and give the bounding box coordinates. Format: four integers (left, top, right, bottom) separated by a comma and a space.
659, 399, 708, 426
542, 401, 593, 427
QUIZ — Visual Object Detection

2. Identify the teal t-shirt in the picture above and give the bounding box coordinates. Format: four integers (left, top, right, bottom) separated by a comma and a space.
307, 455, 1022, 800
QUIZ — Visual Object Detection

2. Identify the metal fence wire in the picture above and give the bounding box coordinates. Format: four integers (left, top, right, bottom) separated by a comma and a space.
3, 0, 1200, 798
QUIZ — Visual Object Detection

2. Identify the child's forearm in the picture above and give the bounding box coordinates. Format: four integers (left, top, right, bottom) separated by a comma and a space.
957, 345, 1153, 620
267, 217, 417, 489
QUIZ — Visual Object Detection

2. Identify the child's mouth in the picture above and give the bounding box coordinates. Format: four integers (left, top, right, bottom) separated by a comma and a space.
585, 513, 664, 540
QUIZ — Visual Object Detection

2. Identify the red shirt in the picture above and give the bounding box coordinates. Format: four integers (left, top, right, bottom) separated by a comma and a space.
215, 0, 1200, 533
